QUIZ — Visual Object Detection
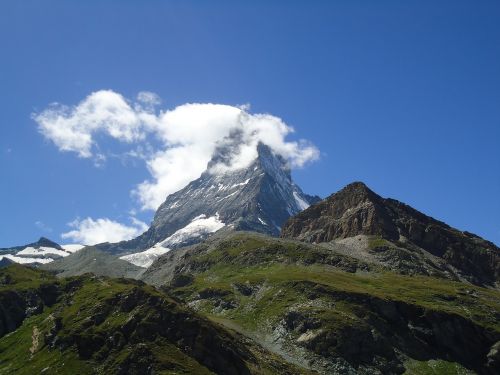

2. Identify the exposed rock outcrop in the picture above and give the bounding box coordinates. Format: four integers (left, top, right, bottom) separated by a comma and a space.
281, 182, 500, 286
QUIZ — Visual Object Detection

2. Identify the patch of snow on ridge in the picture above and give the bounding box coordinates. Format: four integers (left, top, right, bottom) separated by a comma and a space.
0, 254, 54, 264
169, 201, 180, 209
120, 246, 170, 268
17, 246, 69, 258
159, 213, 225, 247
230, 178, 250, 189
61, 244, 85, 253
293, 191, 310, 211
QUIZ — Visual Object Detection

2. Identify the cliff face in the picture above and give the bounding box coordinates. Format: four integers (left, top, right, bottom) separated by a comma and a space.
281, 182, 500, 286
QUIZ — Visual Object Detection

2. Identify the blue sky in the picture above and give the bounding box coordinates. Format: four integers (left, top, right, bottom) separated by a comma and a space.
0, 0, 499, 246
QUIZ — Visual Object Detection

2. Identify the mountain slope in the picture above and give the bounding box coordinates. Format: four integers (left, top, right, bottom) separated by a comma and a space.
0, 265, 310, 375
41, 247, 144, 279
281, 182, 500, 287
140, 232, 500, 375
97, 143, 319, 256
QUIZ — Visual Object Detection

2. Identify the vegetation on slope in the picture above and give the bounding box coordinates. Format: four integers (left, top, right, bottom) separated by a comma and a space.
157, 233, 500, 375
0, 264, 310, 375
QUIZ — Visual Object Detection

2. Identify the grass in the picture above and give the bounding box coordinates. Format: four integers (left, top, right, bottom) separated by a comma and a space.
2, 234, 499, 374
368, 236, 391, 249
168, 234, 500, 373
0, 265, 311, 375
404, 359, 475, 375
0, 309, 93, 375
0, 268, 215, 374
0, 264, 56, 291
176, 261, 500, 332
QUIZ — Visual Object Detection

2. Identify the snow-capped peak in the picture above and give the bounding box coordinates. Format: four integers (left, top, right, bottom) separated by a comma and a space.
0, 239, 85, 265
95, 143, 319, 255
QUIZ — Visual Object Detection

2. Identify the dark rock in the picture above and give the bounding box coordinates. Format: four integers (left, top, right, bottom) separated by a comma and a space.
281, 182, 500, 286
232, 282, 255, 296
487, 341, 500, 371
198, 288, 231, 299
0, 237, 64, 252
169, 274, 194, 288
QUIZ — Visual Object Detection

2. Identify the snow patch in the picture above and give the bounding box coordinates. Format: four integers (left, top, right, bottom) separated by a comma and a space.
0, 254, 54, 264
169, 201, 180, 209
293, 191, 310, 211
258, 217, 267, 225
230, 178, 250, 189
61, 244, 85, 253
217, 183, 230, 191
120, 246, 170, 268
17, 246, 69, 258
159, 214, 225, 247
218, 191, 238, 201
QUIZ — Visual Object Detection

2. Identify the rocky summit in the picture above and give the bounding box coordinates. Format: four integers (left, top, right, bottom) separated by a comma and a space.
281, 182, 500, 287
0, 237, 82, 266
95, 143, 319, 256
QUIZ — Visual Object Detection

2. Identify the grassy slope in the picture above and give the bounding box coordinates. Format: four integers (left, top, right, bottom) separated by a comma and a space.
0, 265, 310, 375
164, 233, 500, 374
172, 234, 500, 331
2, 233, 499, 374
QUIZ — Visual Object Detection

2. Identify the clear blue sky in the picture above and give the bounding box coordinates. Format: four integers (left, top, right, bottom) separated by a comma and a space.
1, 0, 499, 246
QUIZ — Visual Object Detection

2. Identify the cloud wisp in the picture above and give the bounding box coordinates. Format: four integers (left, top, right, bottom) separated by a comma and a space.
34, 90, 320, 211
61, 217, 148, 245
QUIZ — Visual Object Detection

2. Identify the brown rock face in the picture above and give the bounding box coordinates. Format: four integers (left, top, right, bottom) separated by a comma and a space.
281, 182, 500, 286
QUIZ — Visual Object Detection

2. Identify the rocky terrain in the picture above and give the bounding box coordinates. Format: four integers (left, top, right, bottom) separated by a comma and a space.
95, 143, 319, 256
5, 231, 500, 374
281, 182, 500, 287
42, 247, 144, 279
140, 232, 500, 374
0, 265, 308, 374
2, 177, 500, 374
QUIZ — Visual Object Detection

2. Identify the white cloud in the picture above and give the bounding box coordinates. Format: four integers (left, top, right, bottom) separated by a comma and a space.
33, 90, 156, 158
61, 217, 148, 245
33, 90, 320, 210
136, 91, 161, 109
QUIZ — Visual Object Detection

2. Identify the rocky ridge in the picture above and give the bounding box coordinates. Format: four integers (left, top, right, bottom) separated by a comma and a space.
281, 182, 500, 287
0, 237, 82, 266
95, 143, 319, 256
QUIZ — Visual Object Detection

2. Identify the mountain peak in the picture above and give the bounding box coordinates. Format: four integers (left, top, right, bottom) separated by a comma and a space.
282, 182, 500, 286
96, 142, 317, 255
342, 181, 371, 192
33, 237, 63, 250
207, 141, 289, 178
281, 181, 393, 242
331, 181, 381, 202
255, 143, 291, 179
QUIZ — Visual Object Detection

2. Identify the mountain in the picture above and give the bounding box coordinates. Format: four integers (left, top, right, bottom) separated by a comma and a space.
139, 231, 500, 374
0, 265, 309, 374
281, 182, 500, 287
0, 237, 83, 266
0, 237, 63, 253
41, 246, 144, 279
4, 181, 500, 374
96, 143, 319, 257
